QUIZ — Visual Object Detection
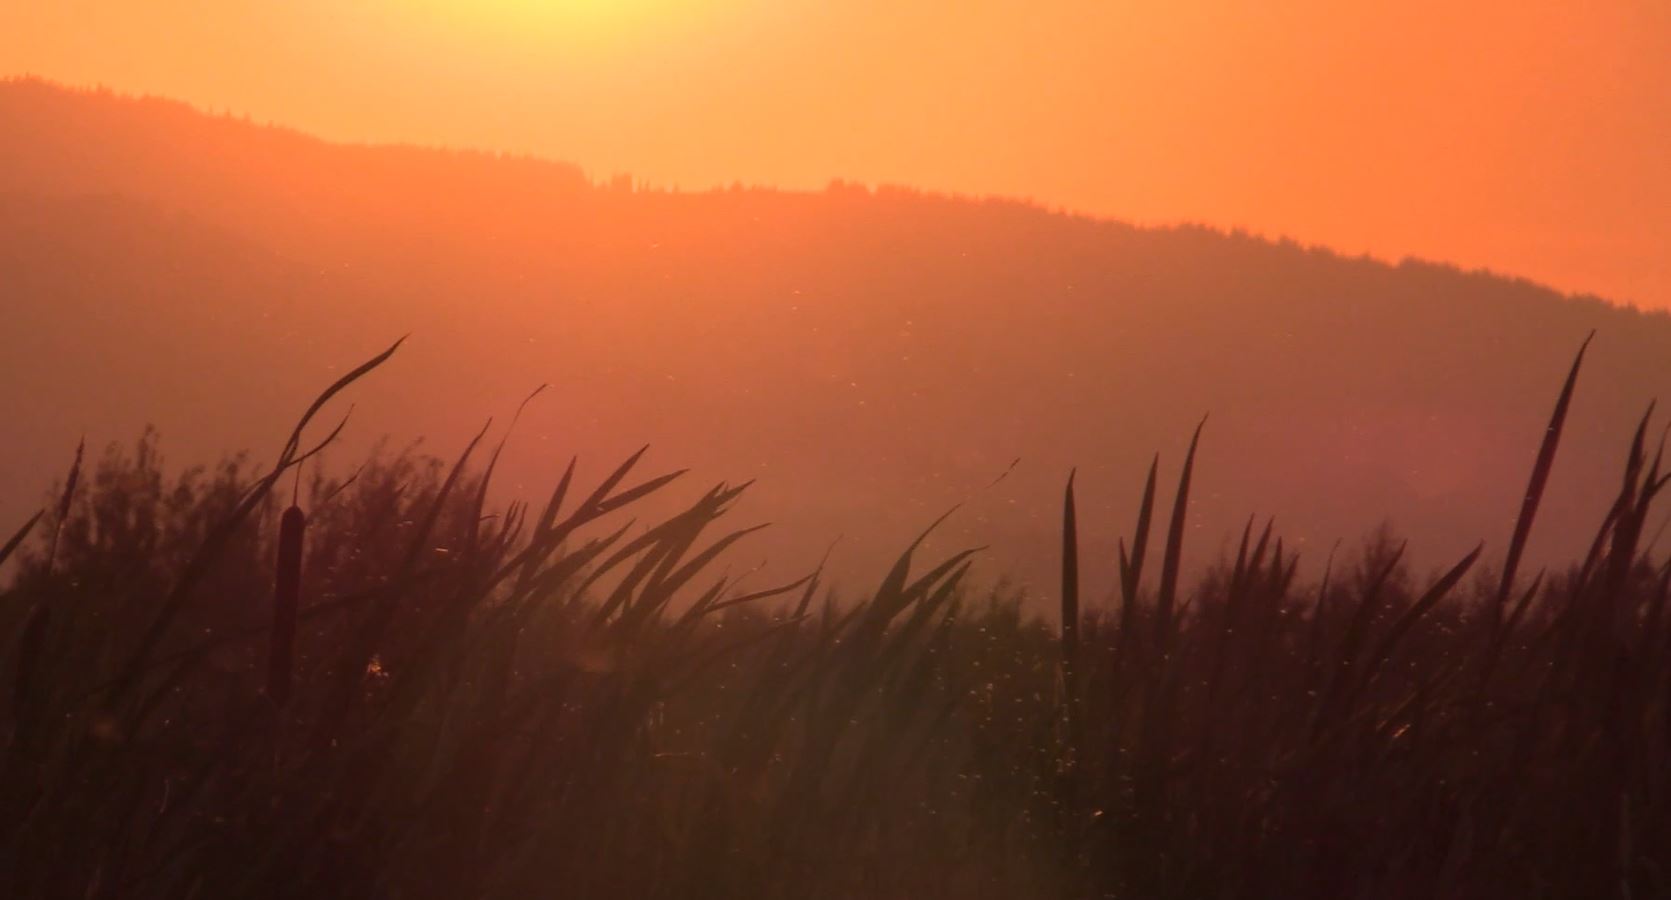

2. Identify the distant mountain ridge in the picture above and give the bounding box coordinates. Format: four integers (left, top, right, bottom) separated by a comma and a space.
4, 78, 1669, 601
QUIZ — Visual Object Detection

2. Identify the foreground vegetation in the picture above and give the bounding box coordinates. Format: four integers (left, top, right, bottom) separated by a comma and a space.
2, 337, 1667, 898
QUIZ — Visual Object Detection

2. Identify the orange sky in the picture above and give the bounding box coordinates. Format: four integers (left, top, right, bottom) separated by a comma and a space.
3, 0, 1667, 308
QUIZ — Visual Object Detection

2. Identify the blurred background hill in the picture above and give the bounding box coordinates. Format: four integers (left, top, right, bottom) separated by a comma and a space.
5, 78, 1669, 603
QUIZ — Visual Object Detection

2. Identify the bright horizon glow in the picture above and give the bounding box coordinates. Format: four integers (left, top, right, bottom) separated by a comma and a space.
1, 0, 1667, 309
398, 0, 739, 44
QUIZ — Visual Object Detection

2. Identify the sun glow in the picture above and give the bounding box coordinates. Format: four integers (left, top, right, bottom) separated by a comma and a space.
464, 0, 665, 26
405, 0, 724, 45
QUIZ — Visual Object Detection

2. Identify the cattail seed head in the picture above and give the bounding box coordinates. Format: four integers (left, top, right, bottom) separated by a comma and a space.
268, 504, 306, 707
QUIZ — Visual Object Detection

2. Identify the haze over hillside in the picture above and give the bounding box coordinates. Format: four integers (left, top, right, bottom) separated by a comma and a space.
5, 79, 1671, 602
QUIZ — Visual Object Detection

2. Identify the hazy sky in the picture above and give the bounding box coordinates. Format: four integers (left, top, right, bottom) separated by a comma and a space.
3, 0, 1667, 308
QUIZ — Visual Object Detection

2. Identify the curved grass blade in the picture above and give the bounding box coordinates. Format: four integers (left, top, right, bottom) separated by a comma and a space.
1155, 417, 1206, 647
1495, 331, 1591, 634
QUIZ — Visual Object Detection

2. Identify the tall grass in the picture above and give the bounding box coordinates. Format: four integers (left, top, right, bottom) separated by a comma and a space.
2, 337, 1668, 898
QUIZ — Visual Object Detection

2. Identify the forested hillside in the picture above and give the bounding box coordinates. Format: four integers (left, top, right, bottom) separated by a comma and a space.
5, 78, 1669, 598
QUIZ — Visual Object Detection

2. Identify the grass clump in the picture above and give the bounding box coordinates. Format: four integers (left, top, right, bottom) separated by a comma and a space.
2, 337, 1668, 898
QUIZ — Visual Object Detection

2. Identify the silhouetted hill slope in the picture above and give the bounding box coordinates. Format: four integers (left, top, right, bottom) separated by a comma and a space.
5, 78, 1671, 602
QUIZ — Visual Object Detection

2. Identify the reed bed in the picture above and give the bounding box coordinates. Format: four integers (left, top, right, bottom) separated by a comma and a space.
1, 337, 1666, 898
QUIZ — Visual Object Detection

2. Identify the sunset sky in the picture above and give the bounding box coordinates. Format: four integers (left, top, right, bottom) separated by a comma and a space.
3, 0, 1667, 309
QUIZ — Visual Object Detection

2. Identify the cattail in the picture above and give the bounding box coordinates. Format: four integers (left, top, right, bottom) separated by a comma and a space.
1060, 470, 1080, 686
1060, 470, 1082, 767
267, 503, 305, 707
